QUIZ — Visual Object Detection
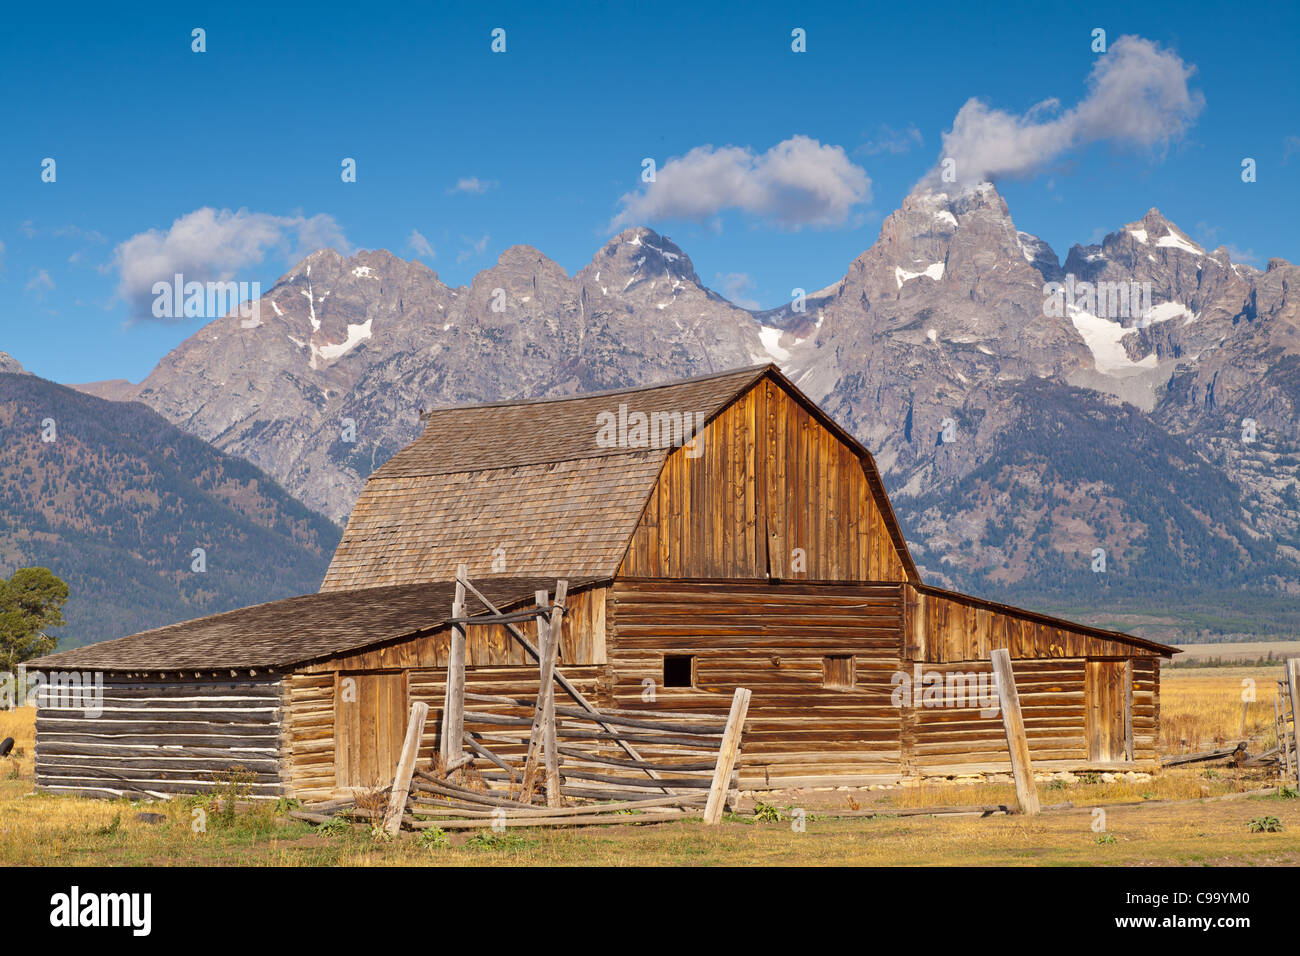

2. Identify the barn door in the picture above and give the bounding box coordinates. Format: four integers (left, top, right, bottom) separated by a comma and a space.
1085, 661, 1126, 762
334, 672, 408, 789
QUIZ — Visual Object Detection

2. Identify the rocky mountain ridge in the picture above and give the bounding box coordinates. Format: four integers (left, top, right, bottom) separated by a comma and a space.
67, 184, 1300, 639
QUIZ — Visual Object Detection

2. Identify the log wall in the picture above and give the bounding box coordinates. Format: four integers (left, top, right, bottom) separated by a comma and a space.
900, 586, 1162, 772
280, 664, 603, 800
38, 584, 1166, 801
34, 676, 284, 798
604, 579, 907, 787
601, 578, 1165, 785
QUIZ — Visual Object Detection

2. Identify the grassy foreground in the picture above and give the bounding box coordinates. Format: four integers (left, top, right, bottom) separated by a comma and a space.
2, 664, 1298, 866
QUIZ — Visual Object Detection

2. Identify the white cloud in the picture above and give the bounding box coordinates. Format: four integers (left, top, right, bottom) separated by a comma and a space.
715, 272, 760, 310
449, 177, 496, 195
611, 135, 871, 231
113, 207, 349, 321
1223, 244, 1261, 266
1283, 135, 1300, 166
457, 234, 490, 264
26, 268, 54, 298
925, 35, 1203, 187
408, 229, 435, 259
860, 123, 924, 156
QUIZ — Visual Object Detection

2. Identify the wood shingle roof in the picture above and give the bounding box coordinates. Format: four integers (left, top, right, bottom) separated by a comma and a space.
321, 365, 778, 590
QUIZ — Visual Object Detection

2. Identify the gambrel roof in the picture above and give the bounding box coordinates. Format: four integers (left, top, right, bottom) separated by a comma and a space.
320, 364, 919, 590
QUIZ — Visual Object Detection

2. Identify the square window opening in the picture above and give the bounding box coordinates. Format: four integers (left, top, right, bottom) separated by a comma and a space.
663, 654, 695, 688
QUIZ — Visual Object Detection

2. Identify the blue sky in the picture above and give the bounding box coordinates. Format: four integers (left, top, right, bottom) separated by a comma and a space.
2, 0, 1296, 384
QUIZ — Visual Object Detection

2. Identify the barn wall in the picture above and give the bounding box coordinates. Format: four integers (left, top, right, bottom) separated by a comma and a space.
283, 673, 335, 801
901, 586, 1162, 770
907, 659, 1089, 774
274, 581, 1165, 799
605, 578, 907, 786
34, 675, 284, 798
282, 665, 603, 800
620, 380, 909, 583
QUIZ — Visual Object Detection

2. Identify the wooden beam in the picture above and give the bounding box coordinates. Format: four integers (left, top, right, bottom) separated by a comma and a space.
441, 564, 468, 767
703, 687, 752, 825
457, 572, 669, 791
991, 649, 1039, 816
383, 701, 428, 836
520, 587, 561, 806
1287, 659, 1300, 786
540, 586, 565, 808
1276, 691, 1293, 780
1123, 659, 1134, 761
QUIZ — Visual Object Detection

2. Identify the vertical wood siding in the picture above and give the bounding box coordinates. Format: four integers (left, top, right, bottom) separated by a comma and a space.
620, 381, 909, 582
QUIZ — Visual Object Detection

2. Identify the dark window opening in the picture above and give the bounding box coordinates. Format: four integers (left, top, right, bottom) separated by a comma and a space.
664, 654, 695, 688
824, 655, 855, 690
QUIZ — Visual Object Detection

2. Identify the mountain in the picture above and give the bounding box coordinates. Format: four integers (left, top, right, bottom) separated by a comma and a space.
85, 188, 1300, 641
0, 371, 341, 648
774, 185, 1300, 638
105, 233, 764, 522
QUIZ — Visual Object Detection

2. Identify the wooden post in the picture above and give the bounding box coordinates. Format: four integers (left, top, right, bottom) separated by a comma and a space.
991, 648, 1039, 816
704, 687, 751, 825
441, 564, 468, 768
456, 574, 668, 792
539, 598, 563, 808
383, 701, 429, 836
1287, 659, 1300, 786
520, 583, 567, 806
1123, 659, 1134, 761
1277, 690, 1293, 780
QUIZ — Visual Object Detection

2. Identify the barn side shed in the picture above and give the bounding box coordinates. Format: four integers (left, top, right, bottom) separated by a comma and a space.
33, 363, 1176, 798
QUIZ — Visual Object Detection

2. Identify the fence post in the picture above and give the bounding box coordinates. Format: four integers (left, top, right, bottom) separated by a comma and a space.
991, 648, 1039, 816
1287, 659, 1300, 786
1124, 659, 1135, 761
384, 701, 429, 836
704, 688, 751, 825
441, 565, 468, 766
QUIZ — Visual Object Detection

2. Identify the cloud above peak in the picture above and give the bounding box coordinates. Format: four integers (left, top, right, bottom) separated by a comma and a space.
925, 35, 1204, 188
113, 208, 349, 322
611, 135, 871, 231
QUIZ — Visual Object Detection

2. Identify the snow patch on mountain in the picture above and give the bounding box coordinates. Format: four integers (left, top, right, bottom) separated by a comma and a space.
895, 262, 944, 289
1140, 301, 1196, 327
759, 326, 791, 361
315, 319, 373, 362
1156, 229, 1202, 256
1070, 309, 1157, 373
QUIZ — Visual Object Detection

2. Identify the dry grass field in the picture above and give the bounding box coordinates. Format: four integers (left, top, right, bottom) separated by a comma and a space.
2, 658, 1297, 866
1161, 663, 1287, 754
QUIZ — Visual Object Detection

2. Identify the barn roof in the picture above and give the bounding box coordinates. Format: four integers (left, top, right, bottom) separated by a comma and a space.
33, 577, 596, 672
321, 363, 919, 590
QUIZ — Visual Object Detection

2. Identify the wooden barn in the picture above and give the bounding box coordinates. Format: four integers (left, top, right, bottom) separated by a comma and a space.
32, 363, 1176, 801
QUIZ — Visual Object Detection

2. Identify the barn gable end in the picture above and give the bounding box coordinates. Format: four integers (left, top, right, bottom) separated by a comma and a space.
620, 374, 915, 582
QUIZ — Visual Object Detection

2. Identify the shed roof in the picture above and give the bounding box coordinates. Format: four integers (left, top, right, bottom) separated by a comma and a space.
33, 577, 594, 672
